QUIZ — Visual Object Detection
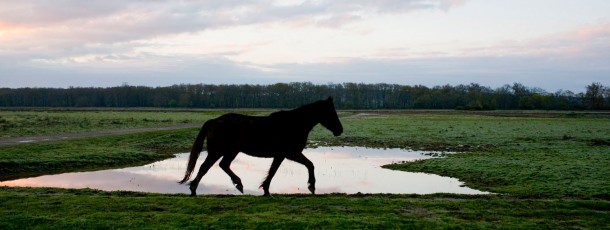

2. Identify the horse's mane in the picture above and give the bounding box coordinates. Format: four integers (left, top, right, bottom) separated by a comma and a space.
269, 99, 326, 118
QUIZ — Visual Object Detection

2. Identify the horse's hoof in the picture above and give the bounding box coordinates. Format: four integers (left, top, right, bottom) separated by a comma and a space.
308, 185, 316, 195
189, 187, 197, 197
235, 184, 244, 194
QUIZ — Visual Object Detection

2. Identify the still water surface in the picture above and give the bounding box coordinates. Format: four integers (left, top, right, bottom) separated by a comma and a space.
0, 147, 488, 195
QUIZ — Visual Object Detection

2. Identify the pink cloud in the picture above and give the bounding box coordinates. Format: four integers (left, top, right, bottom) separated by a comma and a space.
527, 22, 610, 58
570, 23, 610, 41
0, 0, 468, 40
430, 22, 610, 60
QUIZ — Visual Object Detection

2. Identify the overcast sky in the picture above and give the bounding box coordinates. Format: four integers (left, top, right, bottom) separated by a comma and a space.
1, 0, 609, 92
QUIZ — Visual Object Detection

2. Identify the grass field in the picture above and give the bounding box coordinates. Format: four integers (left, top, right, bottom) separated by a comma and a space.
0, 110, 245, 138
2, 188, 608, 229
1, 109, 609, 228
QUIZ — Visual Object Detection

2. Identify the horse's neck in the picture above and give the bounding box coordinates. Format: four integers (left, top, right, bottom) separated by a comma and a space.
283, 107, 321, 131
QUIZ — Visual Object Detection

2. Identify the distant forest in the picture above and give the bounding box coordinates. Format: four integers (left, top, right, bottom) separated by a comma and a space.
1, 82, 608, 110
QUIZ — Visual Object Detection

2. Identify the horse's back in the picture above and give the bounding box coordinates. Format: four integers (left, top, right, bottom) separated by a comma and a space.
206, 113, 307, 156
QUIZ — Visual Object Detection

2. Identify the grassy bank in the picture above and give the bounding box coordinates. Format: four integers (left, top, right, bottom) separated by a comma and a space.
1, 110, 609, 228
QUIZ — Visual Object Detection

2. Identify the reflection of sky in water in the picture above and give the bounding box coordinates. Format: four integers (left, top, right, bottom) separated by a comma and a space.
0, 147, 489, 195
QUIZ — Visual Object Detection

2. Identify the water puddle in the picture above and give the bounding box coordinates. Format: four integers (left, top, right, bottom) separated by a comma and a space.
0, 147, 488, 195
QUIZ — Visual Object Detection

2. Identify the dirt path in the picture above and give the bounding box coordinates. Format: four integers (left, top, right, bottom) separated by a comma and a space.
0, 123, 202, 147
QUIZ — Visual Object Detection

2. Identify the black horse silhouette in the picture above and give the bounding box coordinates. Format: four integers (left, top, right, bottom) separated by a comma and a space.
179, 97, 343, 196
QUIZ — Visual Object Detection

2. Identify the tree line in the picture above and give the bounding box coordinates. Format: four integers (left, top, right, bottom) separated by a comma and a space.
0, 82, 608, 110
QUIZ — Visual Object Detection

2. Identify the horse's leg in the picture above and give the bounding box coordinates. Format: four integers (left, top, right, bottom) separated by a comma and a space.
287, 152, 316, 194
218, 151, 244, 193
260, 156, 285, 196
188, 152, 222, 197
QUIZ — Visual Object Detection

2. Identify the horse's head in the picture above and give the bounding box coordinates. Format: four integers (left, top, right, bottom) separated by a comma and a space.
320, 96, 343, 136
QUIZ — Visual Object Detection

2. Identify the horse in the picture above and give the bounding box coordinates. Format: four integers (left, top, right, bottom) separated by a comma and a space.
179, 97, 343, 196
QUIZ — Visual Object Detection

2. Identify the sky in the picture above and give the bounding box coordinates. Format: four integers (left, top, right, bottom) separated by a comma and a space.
1, 0, 609, 92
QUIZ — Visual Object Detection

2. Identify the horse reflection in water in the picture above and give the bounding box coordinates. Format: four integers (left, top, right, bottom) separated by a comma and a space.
179, 97, 343, 196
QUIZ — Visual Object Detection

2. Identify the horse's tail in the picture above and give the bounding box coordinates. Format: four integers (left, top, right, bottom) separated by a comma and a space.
178, 120, 212, 184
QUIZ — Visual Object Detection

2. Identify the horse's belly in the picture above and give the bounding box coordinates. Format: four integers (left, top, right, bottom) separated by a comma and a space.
240, 149, 276, 158
239, 140, 305, 158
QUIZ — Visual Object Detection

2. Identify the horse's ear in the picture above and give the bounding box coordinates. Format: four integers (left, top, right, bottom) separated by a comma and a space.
327, 96, 333, 102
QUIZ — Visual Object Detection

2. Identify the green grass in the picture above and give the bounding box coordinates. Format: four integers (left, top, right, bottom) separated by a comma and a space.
1, 110, 609, 228
0, 128, 197, 181
355, 114, 610, 198
0, 110, 235, 138
1, 188, 608, 229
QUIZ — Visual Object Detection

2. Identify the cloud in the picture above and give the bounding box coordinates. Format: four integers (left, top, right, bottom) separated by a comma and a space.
2, 0, 466, 24
0, 0, 466, 37
263, 55, 609, 92
260, 19, 610, 90
0, 0, 469, 66
1, 1, 607, 93
0, 53, 280, 88
361, 21, 610, 67
0, 0, 126, 26
2, 47, 607, 92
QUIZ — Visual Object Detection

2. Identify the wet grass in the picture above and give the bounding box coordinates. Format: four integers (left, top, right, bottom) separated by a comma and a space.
1, 187, 608, 229
1, 110, 609, 228
354, 114, 610, 198
0, 110, 241, 138
0, 129, 196, 181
